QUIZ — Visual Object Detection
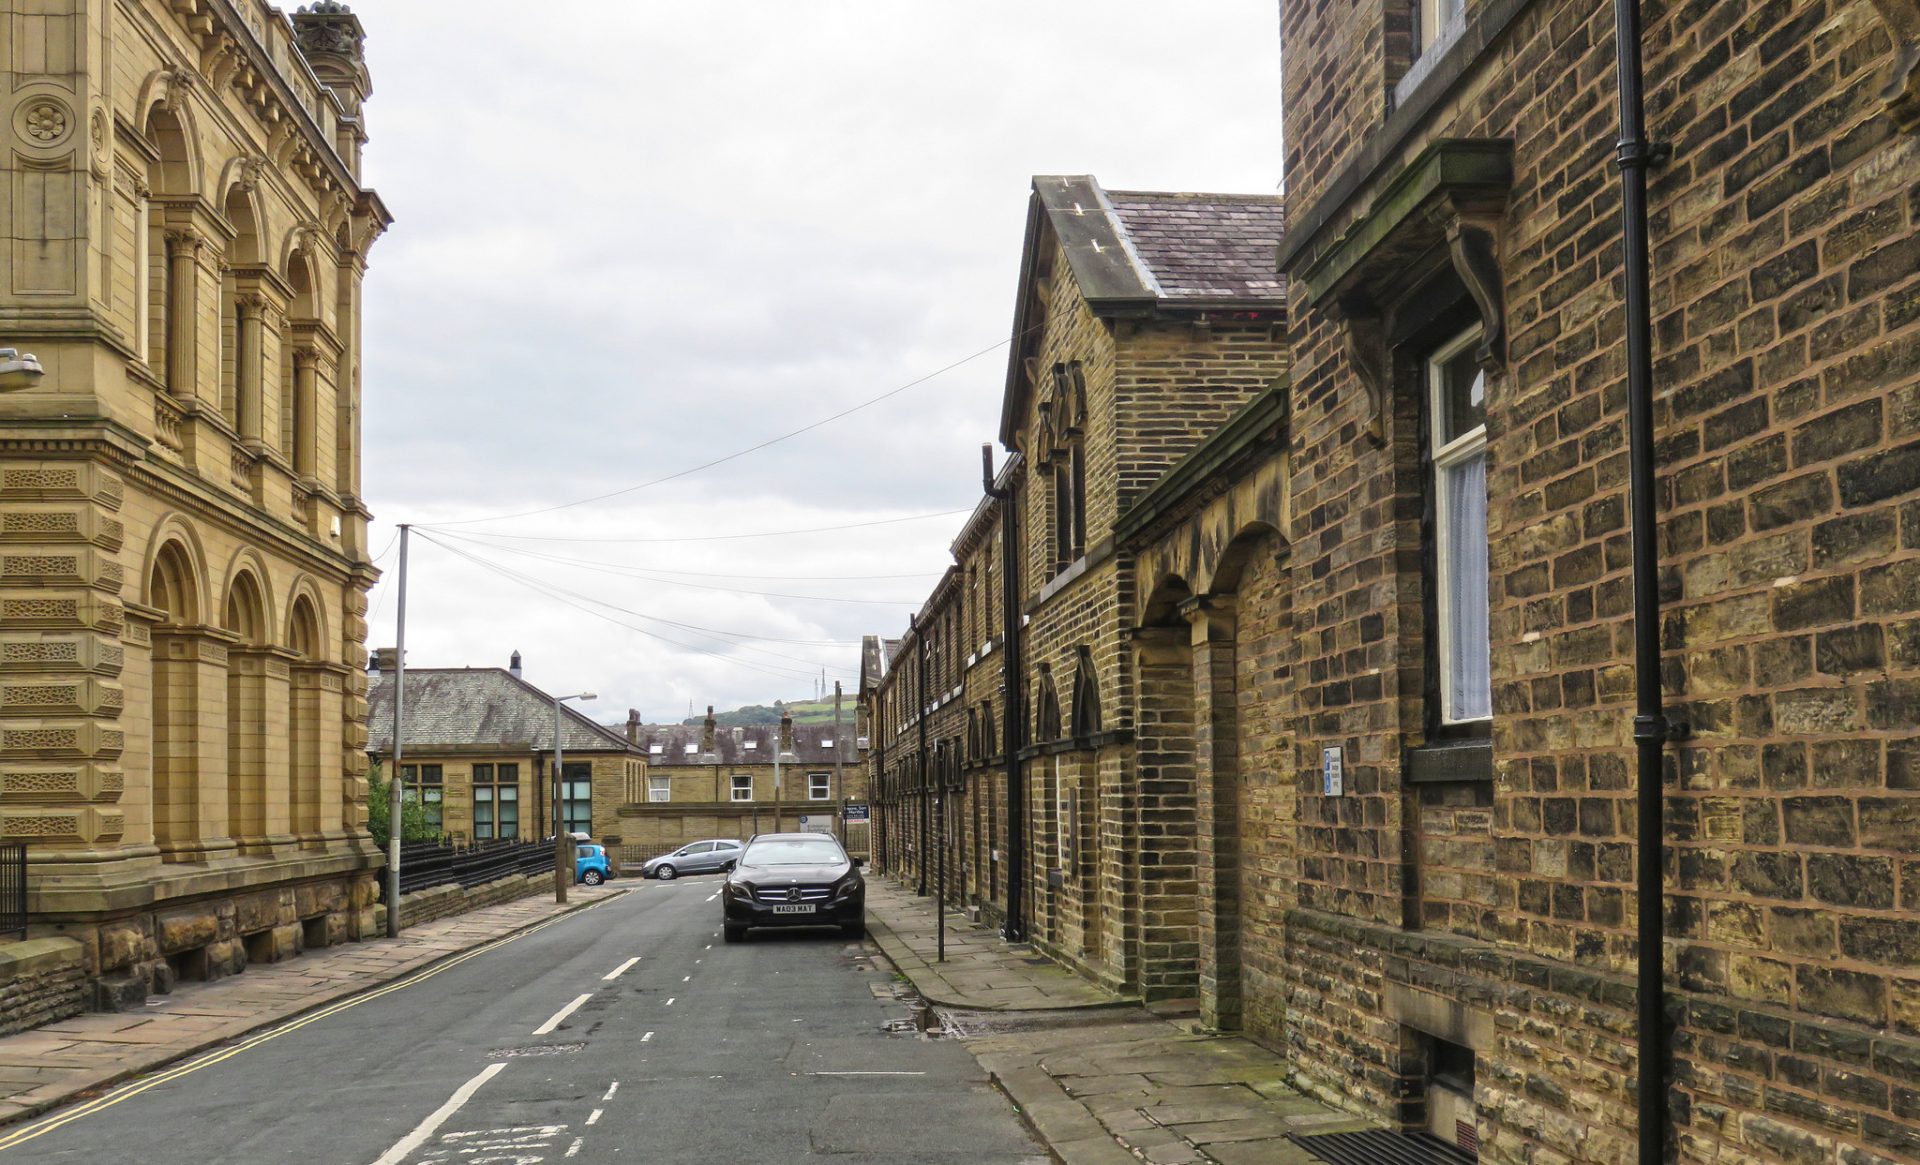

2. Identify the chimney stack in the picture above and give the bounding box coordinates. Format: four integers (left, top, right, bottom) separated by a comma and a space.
372, 646, 399, 673
625, 708, 641, 743
702, 706, 717, 755
509, 650, 523, 679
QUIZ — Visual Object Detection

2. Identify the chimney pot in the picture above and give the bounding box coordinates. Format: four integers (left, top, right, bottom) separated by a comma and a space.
509, 650, 523, 679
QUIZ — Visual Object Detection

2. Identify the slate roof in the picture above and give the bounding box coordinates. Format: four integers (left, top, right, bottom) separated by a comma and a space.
367, 669, 639, 755
1104, 191, 1287, 301
630, 721, 855, 767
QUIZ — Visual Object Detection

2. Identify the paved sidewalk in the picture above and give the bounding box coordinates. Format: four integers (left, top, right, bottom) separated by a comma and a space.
0, 882, 628, 1128
865, 877, 1372, 1165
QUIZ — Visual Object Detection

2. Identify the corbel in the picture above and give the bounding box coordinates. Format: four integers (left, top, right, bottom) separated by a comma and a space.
1864, 0, 1920, 127
1337, 292, 1389, 447
1446, 210, 1507, 371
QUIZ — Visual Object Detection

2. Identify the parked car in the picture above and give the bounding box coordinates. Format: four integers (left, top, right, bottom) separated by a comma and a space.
575, 843, 614, 886
640, 839, 744, 880
720, 833, 863, 942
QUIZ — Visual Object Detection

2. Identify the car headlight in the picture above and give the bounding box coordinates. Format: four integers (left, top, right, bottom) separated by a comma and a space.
832, 871, 862, 897
725, 880, 754, 897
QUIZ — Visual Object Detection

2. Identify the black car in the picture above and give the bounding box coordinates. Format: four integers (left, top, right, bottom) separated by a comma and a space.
721, 833, 864, 943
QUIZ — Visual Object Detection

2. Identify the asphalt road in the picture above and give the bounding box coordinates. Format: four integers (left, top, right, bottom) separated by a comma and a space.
3, 878, 1048, 1164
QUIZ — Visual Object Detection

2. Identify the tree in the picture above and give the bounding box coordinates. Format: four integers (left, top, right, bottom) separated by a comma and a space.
367, 762, 435, 846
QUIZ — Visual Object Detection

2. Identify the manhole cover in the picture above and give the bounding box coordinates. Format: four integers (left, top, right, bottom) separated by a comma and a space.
489, 1042, 585, 1058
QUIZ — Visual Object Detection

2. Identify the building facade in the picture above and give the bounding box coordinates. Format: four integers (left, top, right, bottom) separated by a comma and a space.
366, 659, 646, 848
618, 707, 869, 863
1, 0, 389, 1004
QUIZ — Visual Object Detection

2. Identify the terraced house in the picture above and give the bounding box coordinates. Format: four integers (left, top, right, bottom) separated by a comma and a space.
867, 0, 1920, 1155
0, 0, 390, 1006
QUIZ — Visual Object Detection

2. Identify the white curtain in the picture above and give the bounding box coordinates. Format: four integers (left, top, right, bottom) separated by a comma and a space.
1446, 451, 1492, 722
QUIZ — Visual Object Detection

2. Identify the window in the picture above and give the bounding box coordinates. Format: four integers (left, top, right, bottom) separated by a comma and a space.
731, 774, 753, 802
808, 773, 831, 801
472, 763, 519, 841
1418, 0, 1465, 54
648, 775, 671, 803
649, 743, 663, 756
683, 743, 697, 755
561, 761, 593, 836
1428, 327, 1491, 726
403, 764, 443, 833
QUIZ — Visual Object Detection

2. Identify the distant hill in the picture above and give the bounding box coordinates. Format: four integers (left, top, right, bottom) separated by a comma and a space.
682, 698, 850, 728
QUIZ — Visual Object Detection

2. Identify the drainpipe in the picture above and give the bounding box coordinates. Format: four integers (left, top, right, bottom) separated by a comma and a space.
913, 613, 930, 897
1609, 1, 1670, 1161
985, 446, 1026, 942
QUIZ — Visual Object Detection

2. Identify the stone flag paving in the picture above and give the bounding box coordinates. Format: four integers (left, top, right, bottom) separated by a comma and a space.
0, 882, 627, 1129
864, 876, 1375, 1165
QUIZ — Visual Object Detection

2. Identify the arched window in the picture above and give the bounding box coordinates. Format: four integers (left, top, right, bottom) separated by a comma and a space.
286, 252, 320, 477
288, 596, 324, 840
224, 572, 269, 845
1070, 647, 1101, 739
149, 541, 200, 854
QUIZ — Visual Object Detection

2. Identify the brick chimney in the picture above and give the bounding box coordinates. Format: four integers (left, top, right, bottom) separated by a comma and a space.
509, 650, 523, 680
625, 709, 641, 743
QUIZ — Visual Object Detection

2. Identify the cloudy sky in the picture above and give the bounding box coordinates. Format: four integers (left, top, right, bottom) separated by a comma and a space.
359, 2, 1282, 724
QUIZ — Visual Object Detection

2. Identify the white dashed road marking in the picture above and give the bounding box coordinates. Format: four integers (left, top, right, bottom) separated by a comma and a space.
642, 1031, 654, 1043
603, 957, 640, 981
368, 1063, 508, 1165
602, 1081, 619, 1101
533, 993, 593, 1036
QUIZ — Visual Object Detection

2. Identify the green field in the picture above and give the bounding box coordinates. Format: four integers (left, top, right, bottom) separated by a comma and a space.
682, 698, 848, 728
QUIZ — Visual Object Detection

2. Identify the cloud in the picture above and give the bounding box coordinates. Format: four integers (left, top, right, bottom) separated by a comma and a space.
359, 1, 1280, 713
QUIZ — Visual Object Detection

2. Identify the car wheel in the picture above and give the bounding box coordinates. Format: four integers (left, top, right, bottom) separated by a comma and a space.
656, 864, 677, 880
581, 869, 604, 886
723, 923, 747, 943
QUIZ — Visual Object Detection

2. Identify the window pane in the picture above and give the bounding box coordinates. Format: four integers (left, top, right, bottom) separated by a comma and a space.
498, 763, 518, 781
1440, 350, 1486, 445
1443, 450, 1492, 722
499, 800, 518, 837
473, 764, 492, 782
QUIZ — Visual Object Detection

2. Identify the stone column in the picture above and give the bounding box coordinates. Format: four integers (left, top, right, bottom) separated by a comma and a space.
1130, 625, 1198, 1003
235, 293, 265, 444
291, 347, 318, 479
1185, 594, 1243, 1032
164, 230, 201, 398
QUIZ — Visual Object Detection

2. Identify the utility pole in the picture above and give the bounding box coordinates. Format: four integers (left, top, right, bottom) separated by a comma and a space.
386, 525, 410, 938
552, 691, 597, 903
832, 681, 844, 841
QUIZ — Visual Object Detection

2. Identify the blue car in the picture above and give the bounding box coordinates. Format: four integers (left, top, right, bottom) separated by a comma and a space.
575, 843, 614, 886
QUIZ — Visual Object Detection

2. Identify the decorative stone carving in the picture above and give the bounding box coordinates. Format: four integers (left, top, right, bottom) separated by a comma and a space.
22, 100, 70, 144
1337, 296, 1390, 446
1447, 214, 1506, 370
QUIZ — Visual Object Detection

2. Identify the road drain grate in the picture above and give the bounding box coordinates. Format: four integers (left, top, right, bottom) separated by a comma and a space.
1287, 1130, 1476, 1165
489, 1042, 585, 1058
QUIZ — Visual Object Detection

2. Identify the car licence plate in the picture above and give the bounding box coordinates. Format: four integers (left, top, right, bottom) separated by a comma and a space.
771, 904, 815, 914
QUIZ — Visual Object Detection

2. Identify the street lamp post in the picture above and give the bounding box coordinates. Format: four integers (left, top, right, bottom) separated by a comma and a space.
552, 691, 596, 903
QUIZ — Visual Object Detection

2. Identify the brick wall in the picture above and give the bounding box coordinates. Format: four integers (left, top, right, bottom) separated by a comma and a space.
0, 939, 87, 1037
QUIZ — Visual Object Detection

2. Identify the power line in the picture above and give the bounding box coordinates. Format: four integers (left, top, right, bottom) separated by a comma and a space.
424, 328, 1028, 528
422, 507, 971, 544
426, 530, 928, 605
414, 531, 860, 680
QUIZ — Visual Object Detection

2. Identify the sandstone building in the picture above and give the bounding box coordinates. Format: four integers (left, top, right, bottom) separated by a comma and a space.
867, 5, 1920, 1148
365, 656, 646, 847
1, 1, 389, 1004
619, 707, 868, 862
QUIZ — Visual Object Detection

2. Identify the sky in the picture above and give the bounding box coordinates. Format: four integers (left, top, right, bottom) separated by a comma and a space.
358, 2, 1283, 725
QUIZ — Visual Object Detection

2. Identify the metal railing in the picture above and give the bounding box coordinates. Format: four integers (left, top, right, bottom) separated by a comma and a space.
0, 842, 23, 941
386, 838, 558, 900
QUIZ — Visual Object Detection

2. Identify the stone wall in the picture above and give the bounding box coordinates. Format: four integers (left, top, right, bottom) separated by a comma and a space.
397, 871, 558, 930
0, 938, 86, 1037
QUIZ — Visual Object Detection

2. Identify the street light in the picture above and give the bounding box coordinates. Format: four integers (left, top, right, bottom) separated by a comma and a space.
552, 691, 596, 903
0, 348, 44, 393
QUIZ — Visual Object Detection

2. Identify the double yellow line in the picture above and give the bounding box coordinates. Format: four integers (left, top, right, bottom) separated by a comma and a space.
0, 895, 618, 1153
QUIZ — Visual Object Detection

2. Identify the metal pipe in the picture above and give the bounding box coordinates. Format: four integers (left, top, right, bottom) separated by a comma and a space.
914, 613, 930, 897
386, 524, 408, 938
986, 448, 1025, 942
1609, 0, 1670, 1159
553, 695, 569, 904
937, 751, 947, 962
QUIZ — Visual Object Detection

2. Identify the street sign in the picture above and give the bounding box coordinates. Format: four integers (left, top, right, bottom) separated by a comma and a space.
1322, 747, 1344, 797
842, 803, 870, 824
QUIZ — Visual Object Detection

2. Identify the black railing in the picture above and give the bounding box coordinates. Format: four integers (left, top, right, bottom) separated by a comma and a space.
0, 842, 25, 941
386, 838, 558, 900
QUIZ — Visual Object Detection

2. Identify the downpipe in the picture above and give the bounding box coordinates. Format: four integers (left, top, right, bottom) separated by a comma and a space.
1609, 0, 1671, 1159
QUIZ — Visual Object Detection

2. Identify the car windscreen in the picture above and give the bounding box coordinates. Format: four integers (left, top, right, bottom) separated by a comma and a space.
743, 839, 845, 866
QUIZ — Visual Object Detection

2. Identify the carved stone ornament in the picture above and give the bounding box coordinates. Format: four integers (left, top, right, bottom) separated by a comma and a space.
1447, 212, 1507, 369
1337, 296, 1390, 446
19, 99, 71, 145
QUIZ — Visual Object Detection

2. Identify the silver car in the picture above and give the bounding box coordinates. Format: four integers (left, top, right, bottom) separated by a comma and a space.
641, 839, 744, 880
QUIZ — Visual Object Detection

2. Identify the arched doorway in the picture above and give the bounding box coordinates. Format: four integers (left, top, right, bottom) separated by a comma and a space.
149, 541, 200, 856
1133, 576, 1201, 1005
224, 572, 268, 846
287, 596, 324, 843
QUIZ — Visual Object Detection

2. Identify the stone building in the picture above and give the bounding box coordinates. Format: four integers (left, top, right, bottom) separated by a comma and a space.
866, 176, 1290, 994
365, 657, 646, 847
1268, 0, 1920, 1157
0, 0, 389, 1004
619, 706, 867, 863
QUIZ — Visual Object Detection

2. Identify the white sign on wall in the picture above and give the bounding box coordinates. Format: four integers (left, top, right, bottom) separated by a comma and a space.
1322, 746, 1344, 797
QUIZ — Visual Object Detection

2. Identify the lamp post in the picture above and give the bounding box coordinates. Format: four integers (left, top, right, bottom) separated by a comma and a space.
552, 691, 596, 903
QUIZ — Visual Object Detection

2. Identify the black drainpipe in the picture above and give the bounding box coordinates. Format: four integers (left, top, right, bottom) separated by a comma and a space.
913, 613, 930, 897
1610, 1, 1670, 1161
986, 447, 1026, 942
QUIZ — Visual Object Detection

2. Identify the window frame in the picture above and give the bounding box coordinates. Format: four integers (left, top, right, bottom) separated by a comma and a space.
807, 772, 831, 801
1426, 325, 1492, 731
730, 774, 753, 802
648, 774, 672, 803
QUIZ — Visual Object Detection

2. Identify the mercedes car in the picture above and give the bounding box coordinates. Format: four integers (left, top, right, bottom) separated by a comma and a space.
720, 833, 864, 942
